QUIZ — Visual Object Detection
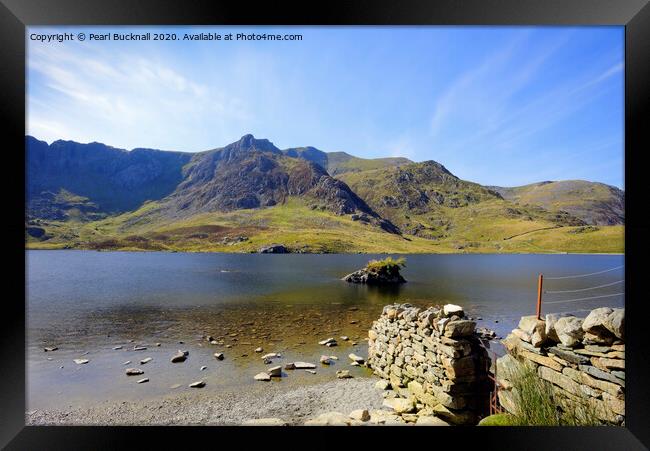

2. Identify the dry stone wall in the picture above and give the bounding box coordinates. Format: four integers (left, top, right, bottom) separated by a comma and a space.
497, 307, 625, 425
367, 303, 491, 425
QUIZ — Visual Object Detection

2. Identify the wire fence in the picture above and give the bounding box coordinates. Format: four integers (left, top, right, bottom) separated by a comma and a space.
537, 264, 624, 317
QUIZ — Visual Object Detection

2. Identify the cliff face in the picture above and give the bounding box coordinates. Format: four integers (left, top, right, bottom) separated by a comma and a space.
26, 136, 191, 215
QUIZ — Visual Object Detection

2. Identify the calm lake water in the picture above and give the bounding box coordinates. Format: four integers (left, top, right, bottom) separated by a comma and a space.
26, 250, 624, 411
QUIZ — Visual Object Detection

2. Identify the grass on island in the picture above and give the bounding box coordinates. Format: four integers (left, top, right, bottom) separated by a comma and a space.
365, 256, 406, 272
26, 197, 624, 254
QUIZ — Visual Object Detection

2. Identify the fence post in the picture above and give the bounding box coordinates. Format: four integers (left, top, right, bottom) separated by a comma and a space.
536, 274, 543, 320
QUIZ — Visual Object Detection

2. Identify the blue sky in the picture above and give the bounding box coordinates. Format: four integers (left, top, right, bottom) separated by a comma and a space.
26, 26, 624, 188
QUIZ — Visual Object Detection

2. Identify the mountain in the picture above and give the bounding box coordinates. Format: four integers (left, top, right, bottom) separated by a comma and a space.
324, 152, 412, 176
25, 134, 624, 254
140, 134, 399, 233
27, 136, 191, 215
280, 147, 412, 175
487, 181, 625, 226
337, 161, 588, 244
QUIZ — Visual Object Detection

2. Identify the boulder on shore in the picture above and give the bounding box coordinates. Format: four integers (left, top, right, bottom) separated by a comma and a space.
258, 244, 288, 254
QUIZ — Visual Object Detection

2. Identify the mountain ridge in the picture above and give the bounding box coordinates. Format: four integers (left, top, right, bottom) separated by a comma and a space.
25, 134, 624, 253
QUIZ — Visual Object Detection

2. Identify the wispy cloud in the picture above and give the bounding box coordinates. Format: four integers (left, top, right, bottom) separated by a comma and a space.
27, 40, 251, 150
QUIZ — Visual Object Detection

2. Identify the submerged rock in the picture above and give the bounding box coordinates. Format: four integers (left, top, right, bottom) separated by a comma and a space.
320, 355, 333, 365
336, 370, 353, 379
254, 372, 271, 381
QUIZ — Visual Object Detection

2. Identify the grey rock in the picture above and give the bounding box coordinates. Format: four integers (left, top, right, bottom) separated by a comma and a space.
136, 378, 149, 384
554, 316, 585, 347
125, 368, 144, 376
171, 351, 187, 363
293, 362, 317, 369
582, 307, 615, 337
258, 244, 288, 254
254, 372, 271, 381
189, 380, 206, 388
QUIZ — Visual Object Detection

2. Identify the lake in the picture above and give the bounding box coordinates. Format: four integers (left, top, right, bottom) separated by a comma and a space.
26, 250, 624, 411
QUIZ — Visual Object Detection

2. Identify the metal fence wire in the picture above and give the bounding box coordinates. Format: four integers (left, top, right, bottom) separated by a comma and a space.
535, 265, 624, 317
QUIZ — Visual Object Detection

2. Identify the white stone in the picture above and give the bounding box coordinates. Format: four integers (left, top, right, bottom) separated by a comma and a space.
349, 409, 370, 422
254, 372, 271, 381
443, 304, 464, 317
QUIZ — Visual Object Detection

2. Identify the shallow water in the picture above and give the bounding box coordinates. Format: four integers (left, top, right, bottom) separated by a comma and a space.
26, 250, 624, 411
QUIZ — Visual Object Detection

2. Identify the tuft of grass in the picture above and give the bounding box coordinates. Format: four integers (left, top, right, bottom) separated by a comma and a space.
365, 256, 406, 272
507, 363, 602, 426
477, 413, 519, 426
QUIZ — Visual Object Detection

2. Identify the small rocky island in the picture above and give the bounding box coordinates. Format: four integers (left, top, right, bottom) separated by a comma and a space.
342, 257, 407, 284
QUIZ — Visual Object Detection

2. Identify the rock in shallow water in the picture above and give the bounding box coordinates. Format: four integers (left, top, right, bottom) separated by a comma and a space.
136, 378, 149, 384
320, 355, 333, 365
73, 359, 89, 365
125, 368, 144, 376
349, 353, 365, 364
336, 370, 353, 379
171, 351, 187, 363
254, 372, 271, 381
44, 346, 58, 352
214, 352, 224, 360
189, 380, 206, 388
267, 366, 282, 377
140, 357, 153, 365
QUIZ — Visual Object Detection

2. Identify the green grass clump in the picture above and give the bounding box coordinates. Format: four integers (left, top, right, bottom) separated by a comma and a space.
477, 413, 519, 426
507, 363, 601, 426
366, 256, 406, 272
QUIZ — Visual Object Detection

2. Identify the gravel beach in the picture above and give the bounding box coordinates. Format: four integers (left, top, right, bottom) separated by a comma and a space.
26, 377, 384, 426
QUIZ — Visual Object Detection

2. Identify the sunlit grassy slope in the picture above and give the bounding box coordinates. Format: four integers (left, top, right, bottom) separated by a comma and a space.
26, 197, 623, 254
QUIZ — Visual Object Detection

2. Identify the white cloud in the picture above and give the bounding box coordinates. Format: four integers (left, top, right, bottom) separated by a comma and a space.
26, 41, 252, 150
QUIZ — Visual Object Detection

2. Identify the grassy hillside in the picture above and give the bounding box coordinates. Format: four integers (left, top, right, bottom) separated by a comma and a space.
326, 152, 412, 176
489, 180, 624, 226
26, 197, 623, 254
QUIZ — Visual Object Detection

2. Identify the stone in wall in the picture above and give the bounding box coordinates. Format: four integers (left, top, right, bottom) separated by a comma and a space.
496, 307, 624, 425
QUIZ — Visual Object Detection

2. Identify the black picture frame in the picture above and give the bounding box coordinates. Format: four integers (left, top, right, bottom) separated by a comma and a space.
2, 0, 649, 449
